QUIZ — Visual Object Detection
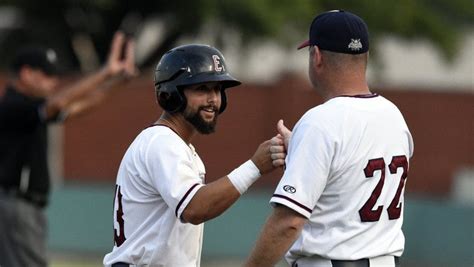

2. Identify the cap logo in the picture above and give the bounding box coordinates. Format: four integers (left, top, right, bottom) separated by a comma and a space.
212, 55, 225, 72
348, 39, 363, 51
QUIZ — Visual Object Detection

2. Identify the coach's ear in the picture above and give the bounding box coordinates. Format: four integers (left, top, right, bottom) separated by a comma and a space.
311, 45, 323, 69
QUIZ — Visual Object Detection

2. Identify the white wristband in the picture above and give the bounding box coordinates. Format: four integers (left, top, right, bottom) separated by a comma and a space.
227, 160, 261, 194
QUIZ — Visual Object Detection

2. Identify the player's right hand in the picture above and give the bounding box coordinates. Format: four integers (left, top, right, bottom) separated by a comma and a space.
251, 140, 275, 175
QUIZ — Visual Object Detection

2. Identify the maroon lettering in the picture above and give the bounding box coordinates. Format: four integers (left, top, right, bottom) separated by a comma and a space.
113, 185, 126, 246
359, 155, 409, 222
387, 156, 408, 220
359, 158, 386, 222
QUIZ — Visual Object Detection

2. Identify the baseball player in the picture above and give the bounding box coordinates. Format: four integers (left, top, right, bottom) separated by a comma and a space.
245, 10, 414, 267
103, 44, 285, 267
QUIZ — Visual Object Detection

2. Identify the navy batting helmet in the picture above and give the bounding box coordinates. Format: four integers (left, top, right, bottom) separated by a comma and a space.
154, 44, 241, 113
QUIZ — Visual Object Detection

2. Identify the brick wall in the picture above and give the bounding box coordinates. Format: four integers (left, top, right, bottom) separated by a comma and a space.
3, 74, 471, 196
60, 75, 473, 196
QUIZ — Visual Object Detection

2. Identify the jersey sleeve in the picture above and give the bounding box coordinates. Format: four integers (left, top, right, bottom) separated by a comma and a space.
270, 119, 335, 218
144, 134, 204, 221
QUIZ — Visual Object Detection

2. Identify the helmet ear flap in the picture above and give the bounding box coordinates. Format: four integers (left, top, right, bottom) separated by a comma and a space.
157, 86, 186, 113
219, 89, 227, 114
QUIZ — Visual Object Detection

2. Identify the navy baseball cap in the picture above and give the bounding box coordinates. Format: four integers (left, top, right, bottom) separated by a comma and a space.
11, 46, 60, 75
297, 10, 369, 54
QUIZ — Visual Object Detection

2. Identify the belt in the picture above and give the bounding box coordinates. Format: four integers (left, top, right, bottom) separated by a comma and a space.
0, 186, 48, 208
294, 255, 401, 267
332, 256, 400, 267
111, 263, 130, 267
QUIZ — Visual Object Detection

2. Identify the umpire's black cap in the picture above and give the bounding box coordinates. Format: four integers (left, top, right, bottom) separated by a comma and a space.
11, 46, 60, 75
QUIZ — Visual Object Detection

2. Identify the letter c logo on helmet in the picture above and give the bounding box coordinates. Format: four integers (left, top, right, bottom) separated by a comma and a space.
154, 44, 241, 114
212, 55, 225, 72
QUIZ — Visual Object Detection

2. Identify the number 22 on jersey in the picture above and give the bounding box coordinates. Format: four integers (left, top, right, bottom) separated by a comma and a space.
359, 155, 408, 222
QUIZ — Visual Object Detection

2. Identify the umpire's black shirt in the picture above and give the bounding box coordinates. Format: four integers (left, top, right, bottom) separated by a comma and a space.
0, 85, 60, 204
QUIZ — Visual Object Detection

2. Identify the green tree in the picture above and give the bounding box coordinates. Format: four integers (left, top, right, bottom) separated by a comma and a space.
0, 0, 472, 71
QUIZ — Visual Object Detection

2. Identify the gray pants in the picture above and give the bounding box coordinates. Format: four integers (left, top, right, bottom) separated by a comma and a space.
0, 191, 47, 267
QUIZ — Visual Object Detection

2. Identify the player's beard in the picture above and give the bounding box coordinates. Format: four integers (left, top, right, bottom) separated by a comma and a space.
183, 105, 219, 134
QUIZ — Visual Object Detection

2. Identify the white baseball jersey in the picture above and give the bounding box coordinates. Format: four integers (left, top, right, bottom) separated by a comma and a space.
103, 125, 206, 267
270, 94, 414, 264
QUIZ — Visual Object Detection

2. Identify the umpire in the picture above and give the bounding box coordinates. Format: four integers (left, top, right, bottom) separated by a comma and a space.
0, 32, 136, 267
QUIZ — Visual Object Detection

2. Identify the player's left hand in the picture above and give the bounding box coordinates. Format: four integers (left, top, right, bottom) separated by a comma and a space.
270, 134, 286, 168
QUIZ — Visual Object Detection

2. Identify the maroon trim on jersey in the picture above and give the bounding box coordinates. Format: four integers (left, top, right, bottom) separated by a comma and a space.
272, 194, 312, 213
175, 183, 201, 217
337, 93, 379, 98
